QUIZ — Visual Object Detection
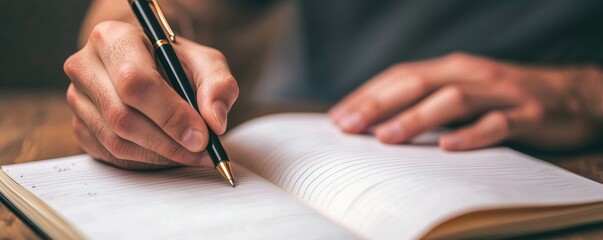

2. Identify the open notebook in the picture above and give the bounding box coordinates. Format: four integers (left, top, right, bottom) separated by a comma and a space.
2, 113, 603, 239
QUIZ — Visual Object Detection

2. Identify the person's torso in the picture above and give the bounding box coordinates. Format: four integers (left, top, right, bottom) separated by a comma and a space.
256, 0, 603, 104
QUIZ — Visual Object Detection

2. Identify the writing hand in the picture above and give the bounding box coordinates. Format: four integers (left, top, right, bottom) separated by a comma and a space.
64, 21, 239, 169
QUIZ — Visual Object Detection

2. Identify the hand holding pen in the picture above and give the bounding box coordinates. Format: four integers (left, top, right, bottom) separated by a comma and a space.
64, 1, 239, 180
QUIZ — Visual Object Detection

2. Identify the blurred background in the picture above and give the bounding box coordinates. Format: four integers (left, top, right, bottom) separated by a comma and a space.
0, 1, 91, 90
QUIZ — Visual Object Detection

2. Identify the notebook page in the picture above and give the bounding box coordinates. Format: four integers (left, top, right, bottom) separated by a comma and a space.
2, 155, 357, 239
224, 113, 603, 239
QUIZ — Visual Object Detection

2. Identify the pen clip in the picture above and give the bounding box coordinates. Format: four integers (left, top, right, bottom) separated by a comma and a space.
149, 0, 176, 42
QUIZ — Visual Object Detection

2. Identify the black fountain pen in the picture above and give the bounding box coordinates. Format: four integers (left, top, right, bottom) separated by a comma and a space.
128, 0, 235, 187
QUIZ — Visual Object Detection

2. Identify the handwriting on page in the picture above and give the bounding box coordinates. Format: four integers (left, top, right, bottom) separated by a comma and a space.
225, 113, 603, 239
2, 155, 357, 239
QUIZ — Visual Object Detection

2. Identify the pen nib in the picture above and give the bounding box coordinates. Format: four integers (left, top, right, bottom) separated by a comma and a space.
216, 161, 235, 188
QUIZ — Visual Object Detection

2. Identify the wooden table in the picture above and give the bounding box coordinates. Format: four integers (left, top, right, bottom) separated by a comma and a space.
1, 90, 602, 239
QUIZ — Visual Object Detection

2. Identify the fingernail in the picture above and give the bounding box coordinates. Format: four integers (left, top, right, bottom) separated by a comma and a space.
212, 101, 228, 133
376, 124, 404, 143
338, 113, 364, 132
182, 129, 204, 152
442, 134, 463, 149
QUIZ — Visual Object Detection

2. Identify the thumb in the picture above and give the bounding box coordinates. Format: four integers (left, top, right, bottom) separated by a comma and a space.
173, 38, 239, 134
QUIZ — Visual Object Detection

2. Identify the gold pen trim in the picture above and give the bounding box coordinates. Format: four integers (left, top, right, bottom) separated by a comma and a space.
153, 39, 170, 49
216, 161, 235, 187
150, 0, 176, 42
128, 0, 177, 42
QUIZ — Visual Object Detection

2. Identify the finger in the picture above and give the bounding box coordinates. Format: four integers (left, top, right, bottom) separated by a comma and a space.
374, 84, 517, 144
329, 67, 400, 120
440, 110, 516, 150
66, 84, 212, 167
89, 21, 209, 153
72, 114, 180, 169
331, 54, 501, 133
72, 115, 179, 170
174, 38, 239, 134
334, 74, 430, 133
68, 85, 192, 166
64, 50, 207, 165
329, 60, 435, 121
330, 53, 496, 120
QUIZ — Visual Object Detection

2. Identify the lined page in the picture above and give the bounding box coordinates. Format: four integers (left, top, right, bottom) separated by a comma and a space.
224, 113, 603, 239
2, 155, 357, 239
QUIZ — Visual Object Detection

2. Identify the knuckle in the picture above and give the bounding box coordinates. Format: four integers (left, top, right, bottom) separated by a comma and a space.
222, 75, 240, 103
445, 85, 464, 99
498, 81, 525, 100
160, 108, 189, 133
400, 111, 422, 132
226, 75, 239, 94
443, 86, 466, 104
104, 136, 130, 160
164, 143, 187, 161
65, 84, 78, 106
205, 47, 226, 61
93, 21, 120, 34
88, 25, 105, 45
107, 107, 136, 135
115, 64, 153, 102
442, 86, 470, 115
360, 98, 384, 118
71, 117, 87, 139
489, 111, 511, 137
444, 52, 479, 69
475, 67, 501, 81
99, 148, 118, 163
90, 21, 131, 43
146, 136, 181, 160
409, 75, 430, 93
86, 118, 104, 137
91, 148, 112, 162
63, 54, 82, 79
89, 21, 115, 44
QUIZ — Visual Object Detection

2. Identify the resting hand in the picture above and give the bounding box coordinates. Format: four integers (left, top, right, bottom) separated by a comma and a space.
330, 53, 603, 151
64, 21, 239, 169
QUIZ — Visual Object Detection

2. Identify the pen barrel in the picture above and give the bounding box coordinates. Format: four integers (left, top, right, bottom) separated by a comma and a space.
130, 0, 230, 167
155, 44, 230, 167
208, 130, 229, 164
154, 45, 198, 108
131, 0, 168, 43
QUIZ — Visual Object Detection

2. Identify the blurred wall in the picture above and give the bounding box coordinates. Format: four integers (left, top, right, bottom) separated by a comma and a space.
0, 0, 91, 90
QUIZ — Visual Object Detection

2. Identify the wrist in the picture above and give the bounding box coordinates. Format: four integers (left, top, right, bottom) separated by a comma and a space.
575, 66, 603, 118
567, 66, 603, 131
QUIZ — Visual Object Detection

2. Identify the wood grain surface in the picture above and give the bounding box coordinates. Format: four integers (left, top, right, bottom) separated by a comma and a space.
0, 91, 82, 240
0, 90, 602, 239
